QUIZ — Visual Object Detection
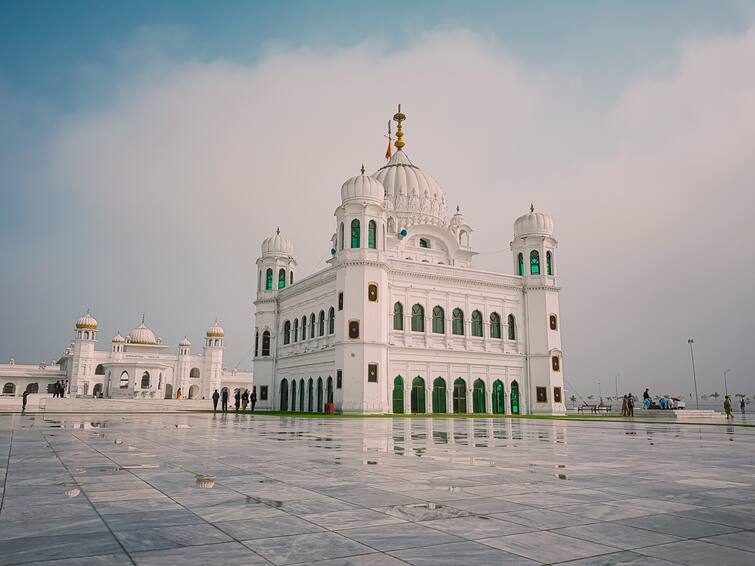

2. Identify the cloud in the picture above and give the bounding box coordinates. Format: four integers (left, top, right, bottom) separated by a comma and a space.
4, 27, 755, 395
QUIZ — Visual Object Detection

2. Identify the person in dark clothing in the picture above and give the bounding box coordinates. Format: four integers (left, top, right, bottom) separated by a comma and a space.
241, 389, 249, 411
53, 381, 60, 398
740, 397, 746, 415
643, 388, 650, 401
234, 389, 241, 412
627, 394, 634, 417
221, 389, 229, 412
250, 390, 257, 412
211, 389, 220, 413
22, 390, 29, 413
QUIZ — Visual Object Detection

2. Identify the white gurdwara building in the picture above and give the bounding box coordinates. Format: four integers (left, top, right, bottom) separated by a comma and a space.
253, 107, 565, 415
0, 313, 252, 400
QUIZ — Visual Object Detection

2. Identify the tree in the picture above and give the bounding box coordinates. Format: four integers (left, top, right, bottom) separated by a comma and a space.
570, 395, 577, 403
711, 392, 721, 399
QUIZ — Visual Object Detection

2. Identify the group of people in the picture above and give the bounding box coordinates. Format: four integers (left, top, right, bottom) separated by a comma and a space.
723, 395, 746, 419
51, 380, 66, 398
620, 393, 635, 416
211, 388, 256, 413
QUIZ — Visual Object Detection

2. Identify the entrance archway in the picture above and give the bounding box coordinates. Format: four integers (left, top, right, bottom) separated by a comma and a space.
299, 381, 305, 412
473, 379, 486, 413
316, 377, 323, 412
453, 378, 467, 413
93, 383, 103, 398
164, 384, 172, 399
326, 377, 333, 404
411, 376, 426, 413
492, 380, 505, 414
307, 378, 313, 412
280, 379, 289, 411
432, 377, 446, 413
188, 385, 198, 399
392, 376, 404, 413
291, 380, 297, 411
510, 380, 520, 414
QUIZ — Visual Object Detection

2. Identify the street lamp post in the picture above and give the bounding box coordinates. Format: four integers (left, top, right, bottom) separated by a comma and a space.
723, 369, 731, 398
688, 339, 699, 410
598, 381, 601, 400
615, 374, 620, 398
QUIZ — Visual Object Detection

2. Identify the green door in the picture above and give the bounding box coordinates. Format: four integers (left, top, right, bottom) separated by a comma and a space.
291, 380, 297, 411
453, 378, 467, 413
411, 377, 426, 413
307, 379, 313, 412
317, 378, 323, 412
432, 378, 447, 413
326, 377, 333, 404
492, 380, 505, 414
510, 380, 520, 414
392, 376, 404, 413
473, 379, 486, 413
280, 379, 288, 411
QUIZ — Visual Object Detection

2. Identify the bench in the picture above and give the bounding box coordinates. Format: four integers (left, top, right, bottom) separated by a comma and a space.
577, 404, 597, 414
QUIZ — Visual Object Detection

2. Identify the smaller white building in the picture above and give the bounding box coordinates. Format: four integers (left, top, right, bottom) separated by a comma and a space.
0, 313, 253, 400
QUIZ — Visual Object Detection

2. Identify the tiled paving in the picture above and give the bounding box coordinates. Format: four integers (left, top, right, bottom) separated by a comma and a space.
0, 413, 753, 565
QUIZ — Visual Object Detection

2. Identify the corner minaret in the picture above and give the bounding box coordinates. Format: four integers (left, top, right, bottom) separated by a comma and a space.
511, 205, 565, 414
203, 320, 224, 399
253, 228, 296, 409
70, 310, 98, 397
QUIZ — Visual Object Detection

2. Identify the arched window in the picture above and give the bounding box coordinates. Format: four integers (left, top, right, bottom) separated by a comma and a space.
2, 382, 15, 395
351, 219, 360, 248
280, 379, 288, 411
141, 371, 150, 389
411, 304, 425, 332
254, 329, 259, 357
507, 314, 517, 340
393, 302, 404, 330
552, 356, 560, 372
432, 306, 445, 334
387, 216, 396, 234
453, 378, 467, 413
301, 316, 307, 340
549, 314, 558, 330
95, 364, 105, 375
265, 268, 273, 290
283, 321, 291, 345
190, 367, 200, 379
328, 307, 335, 334
278, 268, 286, 289
546, 251, 553, 276
530, 250, 540, 275
452, 308, 465, 336
419, 238, 430, 249
517, 253, 524, 276
490, 312, 501, 339
261, 331, 271, 356
339, 222, 344, 250
318, 310, 325, 336
293, 319, 299, 342
310, 313, 316, 337
367, 283, 378, 302
471, 310, 483, 337
120, 371, 129, 389
368, 220, 377, 249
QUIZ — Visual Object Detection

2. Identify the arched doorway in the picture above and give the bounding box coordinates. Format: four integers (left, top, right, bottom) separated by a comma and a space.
163, 383, 172, 399
510, 380, 520, 414
280, 379, 289, 411
411, 376, 426, 413
392, 376, 404, 413
316, 377, 323, 412
492, 380, 505, 414
307, 378, 313, 412
299, 381, 305, 412
473, 379, 486, 413
93, 383, 103, 398
291, 380, 297, 411
188, 385, 198, 399
432, 378, 447, 413
453, 378, 467, 413
326, 377, 333, 404
141, 371, 150, 389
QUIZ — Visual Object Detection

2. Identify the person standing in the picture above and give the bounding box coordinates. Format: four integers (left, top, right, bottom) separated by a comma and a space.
221, 388, 229, 412
211, 389, 220, 413
234, 389, 241, 412
241, 389, 249, 411
22, 390, 29, 413
724, 395, 733, 419
176, 387, 182, 399
628, 394, 635, 417
53, 381, 59, 398
250, 389, 257, 412
741, 397, 746, 415
621, 395, 628, 417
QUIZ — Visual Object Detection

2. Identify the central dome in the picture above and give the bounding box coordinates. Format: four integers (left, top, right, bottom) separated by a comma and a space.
372, 150, 448, 225
128, 322, 157, 345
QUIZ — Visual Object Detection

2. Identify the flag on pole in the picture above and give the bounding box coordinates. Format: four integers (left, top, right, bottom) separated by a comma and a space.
385, 139, 392, 160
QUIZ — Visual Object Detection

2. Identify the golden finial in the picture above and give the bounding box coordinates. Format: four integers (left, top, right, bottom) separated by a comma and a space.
276, 226, 280, 235
530, 203, 535, 213
360, 164, 365, 175
393, 104, 406, 150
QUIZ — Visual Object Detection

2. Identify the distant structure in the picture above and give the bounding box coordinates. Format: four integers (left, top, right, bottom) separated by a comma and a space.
0, 312, 252, 399
252, 106, 565, 414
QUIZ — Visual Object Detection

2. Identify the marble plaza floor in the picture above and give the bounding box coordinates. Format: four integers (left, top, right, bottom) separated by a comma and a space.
1, 414, 754, 565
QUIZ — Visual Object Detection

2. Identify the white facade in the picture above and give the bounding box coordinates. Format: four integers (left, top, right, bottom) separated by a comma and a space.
1, 314, 252, 400
253, 108, 566, 415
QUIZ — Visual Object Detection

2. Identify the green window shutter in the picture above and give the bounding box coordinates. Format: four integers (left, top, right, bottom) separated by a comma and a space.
351, 219, 360, 248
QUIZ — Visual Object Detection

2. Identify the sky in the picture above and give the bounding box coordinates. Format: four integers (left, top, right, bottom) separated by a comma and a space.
1, 0, 754, 398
